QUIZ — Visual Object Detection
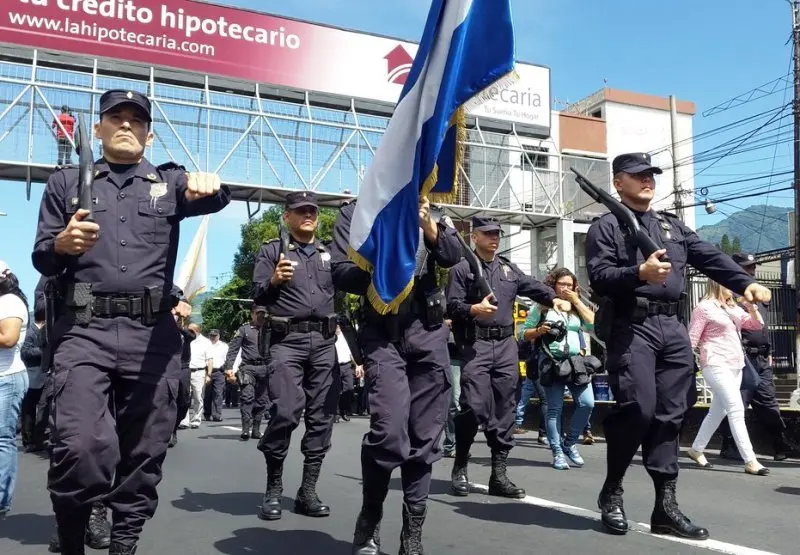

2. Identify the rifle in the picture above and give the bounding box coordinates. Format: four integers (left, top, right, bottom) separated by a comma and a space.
76, 113, 95, 222
278, 217, 290, 260
571, 167, 669, 262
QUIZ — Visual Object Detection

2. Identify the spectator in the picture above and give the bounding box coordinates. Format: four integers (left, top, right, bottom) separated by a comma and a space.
0, 261, 30, 517
52, 105, 75, 166
19, 284, 47, 452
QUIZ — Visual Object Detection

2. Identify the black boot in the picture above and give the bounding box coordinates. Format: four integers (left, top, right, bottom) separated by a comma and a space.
258, 459, 283, 521
487, 450, 525, 499
598, 479, 628, 535
398, 503, 426, 555
650, 479, 709, 540
295, 461, 330, 517
168, 431, 178, 448
251, 419, 262, 440
85, 502, 111, 549
108, 543, 137, 555
240, 416, 251, 441
351, 457, 390, 555
450, 443, 470, 497
48, 525, 60, 553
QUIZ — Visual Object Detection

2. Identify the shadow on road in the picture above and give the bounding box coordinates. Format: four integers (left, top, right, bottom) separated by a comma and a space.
775, 486, 800, 496
171, 488, 293, 516
215, 528, 352, 555
434, 497, 595, 531
0, 513, 53, 547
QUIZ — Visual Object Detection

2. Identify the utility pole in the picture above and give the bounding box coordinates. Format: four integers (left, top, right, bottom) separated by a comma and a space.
792, 0, 800, 394
669, 95, 684, 221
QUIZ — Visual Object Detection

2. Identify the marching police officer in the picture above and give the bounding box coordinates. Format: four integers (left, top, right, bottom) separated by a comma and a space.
585, 153, 771, 540
31, 89, 230, 555
170, 296, 195, 448
252, 191, 339, 521
224, 305, 270, 441
718, 253, 794, 461
446, 216, 568, 499
331, 196, 461, 555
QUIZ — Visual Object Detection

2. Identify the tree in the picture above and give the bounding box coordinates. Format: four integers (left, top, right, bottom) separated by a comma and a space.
718, 234, 732, 254
731, 235, 742, 253
200, 205, 338, 339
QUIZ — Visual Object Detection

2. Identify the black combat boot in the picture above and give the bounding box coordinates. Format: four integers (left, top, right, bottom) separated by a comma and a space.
251, 419, 262, 440
240, 415, 251, 441
108, 543, 137, 554
85, 502, 111, 549
294, 461, 330, 517
650, 479, 709, 540
352, 458, 390, 555
450, 443, 470, 497
487, 450, 525, 499
258, 459, 283, 521
398, 503, 427, 555
598, 479, 628, 535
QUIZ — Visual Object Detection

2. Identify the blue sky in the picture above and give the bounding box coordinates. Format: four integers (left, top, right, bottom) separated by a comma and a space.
0, 0, 795, 302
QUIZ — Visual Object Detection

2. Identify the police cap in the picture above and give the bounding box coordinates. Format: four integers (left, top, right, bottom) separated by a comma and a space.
99, 89, 152, 122
472, 216, 502, 232
612, 152, 663, 175
285, 191, 318, 210
732, 252, 757, 267
252, 305, 267, 313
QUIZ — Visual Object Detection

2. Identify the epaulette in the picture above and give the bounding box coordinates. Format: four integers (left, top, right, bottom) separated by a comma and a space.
497, 254, 512, 265
658, 210, 679, 219
156, 161, 187, 172
263, 238, 280, 245
53, 164, 78, 172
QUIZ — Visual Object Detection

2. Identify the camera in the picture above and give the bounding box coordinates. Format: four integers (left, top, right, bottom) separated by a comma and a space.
543, 319, 567, 343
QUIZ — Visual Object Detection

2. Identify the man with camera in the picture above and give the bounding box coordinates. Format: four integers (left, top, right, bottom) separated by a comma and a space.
446, 216, 568, 499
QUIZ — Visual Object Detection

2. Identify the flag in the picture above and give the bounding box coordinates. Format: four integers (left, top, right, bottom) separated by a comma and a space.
348, 0, 516, 314
176, 214, 209, 302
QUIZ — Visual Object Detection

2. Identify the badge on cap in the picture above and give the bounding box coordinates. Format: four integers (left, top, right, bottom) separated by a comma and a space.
126, 91, 133, 99
149, 182, 168, 209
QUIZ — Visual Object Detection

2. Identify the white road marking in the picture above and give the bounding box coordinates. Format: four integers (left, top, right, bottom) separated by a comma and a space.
469, 483, 779, 555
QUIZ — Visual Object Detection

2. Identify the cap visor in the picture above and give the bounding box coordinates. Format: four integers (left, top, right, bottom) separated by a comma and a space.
475, 225, 502, 232
287, 201, 318, 210
624, 163, 663, 175
102, 100, 152, 122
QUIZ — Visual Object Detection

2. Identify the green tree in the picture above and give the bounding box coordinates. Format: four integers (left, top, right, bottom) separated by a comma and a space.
718, 234, 732, 254
200, 205, 338, 338
731, 235, 742, 253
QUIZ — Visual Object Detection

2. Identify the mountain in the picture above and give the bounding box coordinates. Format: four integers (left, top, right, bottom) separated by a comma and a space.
696, 205, 792, 253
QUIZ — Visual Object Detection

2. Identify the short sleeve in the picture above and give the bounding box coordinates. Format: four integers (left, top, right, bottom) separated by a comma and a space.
0, 294, 27, 322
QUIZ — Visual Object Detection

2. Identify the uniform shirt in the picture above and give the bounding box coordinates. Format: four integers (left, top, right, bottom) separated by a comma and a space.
446, 255, 555, 328
335, 332, 352, 364
330, 200, 462, 299
252, 238, 334, 320
31, 159, 231, 297
585, 210, 754, 303
189, 334, 212, 369
0, 293, 28, 377
224, 324, 261, 368
208, 340, 228, 369
688, 299, 763, 370
740, 302, 770, 349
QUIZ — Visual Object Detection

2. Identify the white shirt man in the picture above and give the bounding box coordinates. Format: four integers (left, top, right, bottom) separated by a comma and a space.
181, 326, 212, 428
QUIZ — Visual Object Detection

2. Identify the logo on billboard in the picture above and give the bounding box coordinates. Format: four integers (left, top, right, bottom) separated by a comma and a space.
384, 45, 413, 85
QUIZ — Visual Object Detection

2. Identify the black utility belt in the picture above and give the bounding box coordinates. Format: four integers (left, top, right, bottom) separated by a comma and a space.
474, 324, 515, 341
626, 297, 679, 318
745, 346, 770, 356
268, 314, 337, 336
240, 360, 267, 367
62, 283, 173, 326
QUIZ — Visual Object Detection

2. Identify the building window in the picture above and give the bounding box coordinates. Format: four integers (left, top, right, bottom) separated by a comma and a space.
520, 145, 549, 170
591, 109, 602, 118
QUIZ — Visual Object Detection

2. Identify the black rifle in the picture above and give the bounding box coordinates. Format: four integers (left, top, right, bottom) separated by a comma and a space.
278, 217, 290, 260
571, 167, 669, 262
76, 113, 95, 222
440, 215, 495, 304
42, 277, 61, 371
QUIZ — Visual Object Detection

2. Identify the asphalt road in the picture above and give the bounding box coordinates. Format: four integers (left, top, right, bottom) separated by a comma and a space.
1, 408, 797, 555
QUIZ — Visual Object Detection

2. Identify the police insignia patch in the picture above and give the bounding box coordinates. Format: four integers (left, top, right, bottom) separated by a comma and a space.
149, 182, 167, 209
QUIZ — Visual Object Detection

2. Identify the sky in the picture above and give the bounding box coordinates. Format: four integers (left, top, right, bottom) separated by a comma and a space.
0, 0, 795, 303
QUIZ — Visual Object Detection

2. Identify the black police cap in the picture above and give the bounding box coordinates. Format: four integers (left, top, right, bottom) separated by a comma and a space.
472, 216, 502, 232
99, 89, 152, 122
731, 252, 757, 267
612, 152, 663, 175
285, 191, 318, 210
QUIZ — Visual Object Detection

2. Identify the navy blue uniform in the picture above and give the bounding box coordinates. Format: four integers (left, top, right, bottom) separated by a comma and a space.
225, 323, 269, 438
586, 197, 753, 538
446, 247, 556, 498
331, 199, 460, 554
173, 326, 195, 439
32, 158, 230, 551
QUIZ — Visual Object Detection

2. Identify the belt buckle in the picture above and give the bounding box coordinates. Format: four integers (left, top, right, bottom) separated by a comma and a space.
298, 321, 309, 333
112, 298, 130, 315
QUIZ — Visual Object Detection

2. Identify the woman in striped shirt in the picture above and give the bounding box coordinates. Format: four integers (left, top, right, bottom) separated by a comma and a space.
686, 280, 768, 476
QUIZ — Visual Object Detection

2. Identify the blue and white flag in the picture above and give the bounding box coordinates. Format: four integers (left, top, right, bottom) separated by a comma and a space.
348, 0, 516, 314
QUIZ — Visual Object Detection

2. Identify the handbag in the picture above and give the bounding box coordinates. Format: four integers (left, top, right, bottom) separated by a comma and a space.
740, 356, 761, 392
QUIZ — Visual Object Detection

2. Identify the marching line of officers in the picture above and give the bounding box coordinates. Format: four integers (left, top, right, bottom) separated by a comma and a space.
29, 86, 777, 555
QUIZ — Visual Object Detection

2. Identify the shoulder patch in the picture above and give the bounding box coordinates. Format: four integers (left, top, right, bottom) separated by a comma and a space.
233, 329, 241, 338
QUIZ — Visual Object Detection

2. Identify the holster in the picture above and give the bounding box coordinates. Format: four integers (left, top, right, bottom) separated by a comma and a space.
337, 314, 364, 366
64, 282, 93, 326
269, 316, 291, 335
322, 314, 337, 339
142, 286, 163, 326
421, 290, 445, 330
593, 295, 615, 342
258, 324, 272, 360
236, 368, 252, 387
631, 297, 648, 324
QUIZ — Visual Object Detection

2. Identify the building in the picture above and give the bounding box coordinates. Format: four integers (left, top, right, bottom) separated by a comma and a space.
0, 0, 695, 288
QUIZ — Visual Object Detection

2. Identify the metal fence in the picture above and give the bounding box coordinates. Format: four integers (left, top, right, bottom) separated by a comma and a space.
684, 274, 797, 374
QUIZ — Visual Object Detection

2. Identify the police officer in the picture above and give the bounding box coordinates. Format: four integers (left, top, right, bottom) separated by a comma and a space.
717, 253, 794, 461
170, 296, 195, 448
252, 191, 339, 521
585, 153, 771, 540
224, 305, 270, 441
331, 196, 461, 555
447, 216, 568, 499
31, 89, 230, 555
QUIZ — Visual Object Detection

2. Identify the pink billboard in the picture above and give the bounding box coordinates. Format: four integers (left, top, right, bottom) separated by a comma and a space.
2, 0, 550, 132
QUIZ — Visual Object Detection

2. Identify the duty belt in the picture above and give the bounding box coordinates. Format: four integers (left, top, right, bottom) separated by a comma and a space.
288, 320, 325, 333
92, 296, 144, 318
745, 345, 770, 356
475, 324, 515, 340
637, 298, 679, 317
241, 359, 266, 366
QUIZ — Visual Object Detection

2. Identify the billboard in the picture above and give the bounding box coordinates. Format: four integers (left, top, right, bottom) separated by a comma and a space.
2, 0, 551, 135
